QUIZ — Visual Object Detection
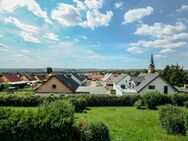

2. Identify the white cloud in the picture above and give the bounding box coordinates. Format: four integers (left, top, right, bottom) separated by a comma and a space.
131, 39, 187, 49
177, 5, 188, 12
51, 3, 82, 26
0, 0, 51, 23
154, 54, 167, 58
127, 46, 143, 54
44, 32, 60, 41
114, 2, 123, 9
73, 0, 85, 10
160, 48, 175, 54
21, 50, 30, 53
74, 38, 79, 42
52, 41, 73, 48
20, 32, 40, 43
0, 43, 9, 51
168, 33, 188, 40
65, 36, 70, 39
4, 17, 39, 33
84, 0, 103, 9
80, 10, 113, 29
135, 22, 186, 37
81, 35, 87, 39
51, 1, 113, 29
123, 6, 153, 24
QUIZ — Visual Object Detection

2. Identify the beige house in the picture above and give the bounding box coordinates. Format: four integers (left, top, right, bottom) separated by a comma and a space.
34, 75, 79, 94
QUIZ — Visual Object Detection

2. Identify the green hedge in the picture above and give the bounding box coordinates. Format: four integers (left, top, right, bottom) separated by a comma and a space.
80, 122, 110, 141
0, 100, 74, 141
142, 92, 171, 109
0, 93, 187, 108
159, 105, 187, 135
84, 94, 141, 106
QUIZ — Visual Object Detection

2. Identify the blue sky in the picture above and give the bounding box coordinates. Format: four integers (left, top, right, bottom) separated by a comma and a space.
0, 0, 188, 69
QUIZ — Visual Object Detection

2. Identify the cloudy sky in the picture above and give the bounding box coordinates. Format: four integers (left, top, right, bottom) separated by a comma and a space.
0, 0, 188, 69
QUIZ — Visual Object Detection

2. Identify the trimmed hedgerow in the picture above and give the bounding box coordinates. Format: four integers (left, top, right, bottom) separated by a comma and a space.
142, 92, 170, 109
0, 93, 187, 108
184, 101, 188, 108
159, 105, 187, 135
171, 94, 188, 106
80, 122, 110, 141
84, 94, 141, 107
69, 97, 87, 112
134, 99, 145, 109
0, 100, 74, 141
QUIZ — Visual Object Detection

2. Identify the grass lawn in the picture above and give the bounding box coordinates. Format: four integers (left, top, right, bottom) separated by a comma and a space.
75, 107, 188, 141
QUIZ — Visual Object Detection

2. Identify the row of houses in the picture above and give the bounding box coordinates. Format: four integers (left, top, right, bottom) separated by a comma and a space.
101, 54, 179, 95
34, 73, 109, 95
0, 74, 46, 90
34, 73, 87, 94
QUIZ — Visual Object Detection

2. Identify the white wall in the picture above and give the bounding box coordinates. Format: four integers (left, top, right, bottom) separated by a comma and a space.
139, 76, 177, 94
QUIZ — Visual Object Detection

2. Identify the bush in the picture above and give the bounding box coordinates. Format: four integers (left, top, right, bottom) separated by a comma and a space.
69, 97, 87, 112
134, 99, 145, 109
184, 101, 188, 108
0, 100, 74, 141
142, 92, 169, 109
84, 94, 141, 107
80, 122, 110, 141
171, 94, 188, 106
159, 105, 186, 135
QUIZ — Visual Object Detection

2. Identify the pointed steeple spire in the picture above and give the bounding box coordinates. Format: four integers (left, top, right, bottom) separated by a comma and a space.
148, 53, 155, 73
150, 53, 154, 66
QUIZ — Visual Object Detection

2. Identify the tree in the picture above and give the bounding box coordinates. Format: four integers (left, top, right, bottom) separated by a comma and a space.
46, 67, 53, 74
161, 64, 186, 87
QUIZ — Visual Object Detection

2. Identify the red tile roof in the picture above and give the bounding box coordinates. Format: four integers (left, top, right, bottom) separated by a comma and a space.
5, 74, 22, 82
0, 77, 4, 83
25, 74, 36, 81
36, 75, 45, 81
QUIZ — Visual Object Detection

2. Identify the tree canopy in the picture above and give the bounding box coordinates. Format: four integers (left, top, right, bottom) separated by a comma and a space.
46, 67, 53, 74
161, 64, 188, 87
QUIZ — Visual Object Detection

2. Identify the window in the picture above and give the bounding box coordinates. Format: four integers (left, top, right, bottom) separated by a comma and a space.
121, 85, 125, 89
52, 84, 56, 89
148, 85, 155, 89
164, 86, 168, 94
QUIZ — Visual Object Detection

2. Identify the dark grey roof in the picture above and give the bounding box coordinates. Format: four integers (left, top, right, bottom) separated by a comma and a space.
134, 73, 159, 92
55, 75, 79, 92
72, 73, 85, 82
113, 74, 129, 84
79, 74, 86, 80
131, 76, 145, 86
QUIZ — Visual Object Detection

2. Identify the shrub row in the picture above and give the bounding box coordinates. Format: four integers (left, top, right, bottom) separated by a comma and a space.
0, 93, 188, 108
159, 105, 187, 135
0, 100, 74, 141
134, 93, 188, 109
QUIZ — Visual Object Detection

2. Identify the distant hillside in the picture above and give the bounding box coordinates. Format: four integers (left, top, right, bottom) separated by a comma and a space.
0, 68, 166, 74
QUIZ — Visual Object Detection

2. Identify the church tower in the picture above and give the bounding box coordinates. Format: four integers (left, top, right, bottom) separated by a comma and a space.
148, 54, 155, 73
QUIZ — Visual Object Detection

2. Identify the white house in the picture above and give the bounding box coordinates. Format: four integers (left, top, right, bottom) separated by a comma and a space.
113, 74, 136, 95
114, 54, 178, 96
101, 73, 116, 86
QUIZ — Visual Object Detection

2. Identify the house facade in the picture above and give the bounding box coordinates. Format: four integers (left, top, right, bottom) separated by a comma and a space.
114, 54, 178, 96
101, 73, 116, 87
34, 74, 79, 94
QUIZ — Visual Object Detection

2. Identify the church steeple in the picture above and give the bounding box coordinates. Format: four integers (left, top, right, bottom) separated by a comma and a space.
148, 53, 155, 73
